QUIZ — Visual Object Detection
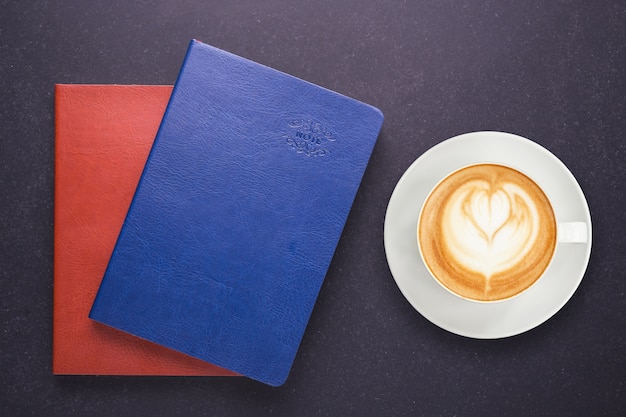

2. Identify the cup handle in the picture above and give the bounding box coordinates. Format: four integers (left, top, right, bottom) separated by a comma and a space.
558, 222, 589, 243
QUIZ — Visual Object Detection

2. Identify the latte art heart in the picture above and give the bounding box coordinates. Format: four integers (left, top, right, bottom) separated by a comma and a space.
418, 164, 557, 302
442, 181, 540, 281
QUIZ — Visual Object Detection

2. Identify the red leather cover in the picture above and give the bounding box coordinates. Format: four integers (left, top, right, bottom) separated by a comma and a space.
53, 84, 236, 375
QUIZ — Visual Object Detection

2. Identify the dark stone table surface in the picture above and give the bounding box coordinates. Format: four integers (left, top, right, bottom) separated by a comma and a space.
1, 1, 624, 416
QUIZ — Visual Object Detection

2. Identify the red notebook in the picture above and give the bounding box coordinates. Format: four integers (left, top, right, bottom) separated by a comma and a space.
53, 84, 236, 375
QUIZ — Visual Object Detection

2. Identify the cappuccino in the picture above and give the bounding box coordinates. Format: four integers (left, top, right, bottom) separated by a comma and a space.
418, 164, 557, 302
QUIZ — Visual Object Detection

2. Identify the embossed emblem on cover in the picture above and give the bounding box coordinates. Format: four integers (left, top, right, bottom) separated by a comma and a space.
284, 119, 335, 156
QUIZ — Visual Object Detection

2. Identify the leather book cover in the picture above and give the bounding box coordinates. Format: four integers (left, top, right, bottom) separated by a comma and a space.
89, 40, 384, 386
53, 84, 235, 376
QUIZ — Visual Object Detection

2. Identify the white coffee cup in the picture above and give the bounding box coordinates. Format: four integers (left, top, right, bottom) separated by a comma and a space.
417, 162, 588, 303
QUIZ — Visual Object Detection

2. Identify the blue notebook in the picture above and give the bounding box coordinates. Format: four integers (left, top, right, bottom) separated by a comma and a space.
89, 40, 383, 386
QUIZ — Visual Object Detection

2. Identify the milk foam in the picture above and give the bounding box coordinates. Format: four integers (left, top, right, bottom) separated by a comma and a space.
419, 164, 557, 301
441, 180, 540, 281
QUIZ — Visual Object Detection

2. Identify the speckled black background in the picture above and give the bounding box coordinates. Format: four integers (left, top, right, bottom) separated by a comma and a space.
1, 1, 625, 416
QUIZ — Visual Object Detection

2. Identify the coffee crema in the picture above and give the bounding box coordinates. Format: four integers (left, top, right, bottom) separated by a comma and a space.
418, 164, 557, 302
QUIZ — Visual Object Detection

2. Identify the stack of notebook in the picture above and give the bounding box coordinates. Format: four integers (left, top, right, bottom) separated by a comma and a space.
53, 40, 383, 386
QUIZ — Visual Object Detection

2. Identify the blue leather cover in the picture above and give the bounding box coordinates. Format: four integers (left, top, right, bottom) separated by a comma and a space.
89, 40, 383, 386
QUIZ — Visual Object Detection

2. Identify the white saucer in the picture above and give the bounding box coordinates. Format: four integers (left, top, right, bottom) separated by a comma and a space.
384, 131, 592, 339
